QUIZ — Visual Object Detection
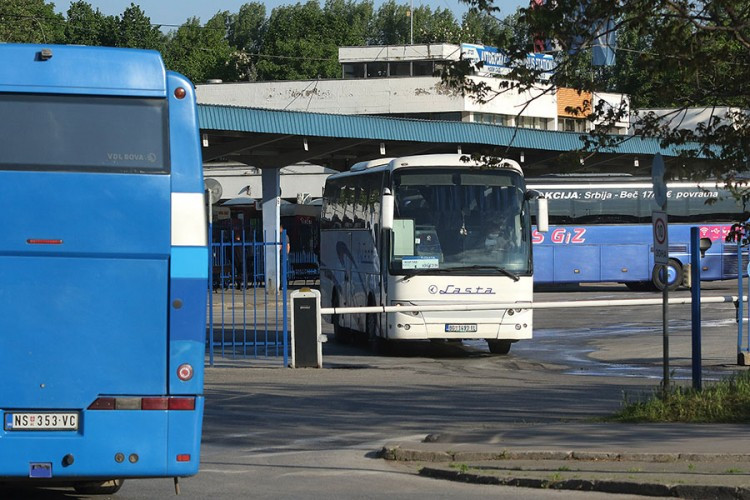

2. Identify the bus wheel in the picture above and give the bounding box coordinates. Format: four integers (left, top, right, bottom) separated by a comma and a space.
366, 299, 390, 355
487, 339, 513, 355
73, 479, 124, 495
652, 259, 683, 291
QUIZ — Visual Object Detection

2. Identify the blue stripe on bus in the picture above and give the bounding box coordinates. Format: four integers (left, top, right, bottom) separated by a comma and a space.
171, 247, 209, 279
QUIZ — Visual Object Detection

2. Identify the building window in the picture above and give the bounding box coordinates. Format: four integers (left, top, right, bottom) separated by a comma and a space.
366, 62, 388, 78
389, 61, 411, 77
412, 61, 435, 76
472, 112, 510, 126
518, 116, 548, 130
559, 117, 586, 132
342, 63, 364, 79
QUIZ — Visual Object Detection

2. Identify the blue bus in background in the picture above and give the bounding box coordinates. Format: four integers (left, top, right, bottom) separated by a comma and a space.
529, 176, 749, 290
0, 45, 207, 494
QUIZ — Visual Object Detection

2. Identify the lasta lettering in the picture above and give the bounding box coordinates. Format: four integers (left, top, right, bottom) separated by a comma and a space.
429, 284, 496, 295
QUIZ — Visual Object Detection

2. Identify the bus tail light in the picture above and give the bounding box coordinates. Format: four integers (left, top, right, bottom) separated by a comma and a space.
168, 397, 196, 411
88, 396, 195, 410
88, 397, 116, 410
141, 397, 169, 410
176, 454, 191, 462
177, 363, 194, 381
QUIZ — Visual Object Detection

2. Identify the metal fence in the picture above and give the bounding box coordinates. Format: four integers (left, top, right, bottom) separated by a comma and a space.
207, 227, 293, 366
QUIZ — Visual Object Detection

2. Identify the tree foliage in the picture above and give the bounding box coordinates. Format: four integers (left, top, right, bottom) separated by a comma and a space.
116, 3, 164, 50
0, 0, 64, 43
457, 0, 750, 187
64, 1, 115, 46
163, 14, 234, 83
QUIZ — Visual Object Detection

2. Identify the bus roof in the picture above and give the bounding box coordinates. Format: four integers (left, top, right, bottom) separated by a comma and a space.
389, 154, 523, 173
339, 154, 523, 179
0, 44, 167, 97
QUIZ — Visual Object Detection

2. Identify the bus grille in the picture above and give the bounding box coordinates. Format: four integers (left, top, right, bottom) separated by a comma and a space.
723, 251, 749, 276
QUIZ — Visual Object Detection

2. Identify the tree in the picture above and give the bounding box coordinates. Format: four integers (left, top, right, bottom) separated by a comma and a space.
460, 9, 506, 45
372, 0, 411, 44
0, 0, 64, 43
256, 1, 339, 81
455, 0, 749, 189
65, 1, 118, 46
228, 2, 267, 52
412, 6, 461, 44
164, 13, 235, 84
323, 0, 374, 47
116, 3, 165, 50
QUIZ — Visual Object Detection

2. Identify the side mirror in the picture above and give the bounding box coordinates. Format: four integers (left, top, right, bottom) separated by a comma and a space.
536, 197, 549, 233
381, 189, 394, 230
699, 237, 712, 258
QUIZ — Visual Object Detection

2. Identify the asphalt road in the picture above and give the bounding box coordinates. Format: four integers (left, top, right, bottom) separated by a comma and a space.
10, 280, 745, 499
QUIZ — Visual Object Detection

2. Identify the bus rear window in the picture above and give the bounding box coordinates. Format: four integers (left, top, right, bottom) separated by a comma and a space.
0, 93, 169, 173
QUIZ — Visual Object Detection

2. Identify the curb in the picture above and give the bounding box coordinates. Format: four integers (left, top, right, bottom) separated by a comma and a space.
381, 445, 750, 464
419, 467, 750, 499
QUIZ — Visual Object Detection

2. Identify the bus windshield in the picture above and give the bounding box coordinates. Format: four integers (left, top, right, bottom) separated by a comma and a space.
390, 167, 531, 274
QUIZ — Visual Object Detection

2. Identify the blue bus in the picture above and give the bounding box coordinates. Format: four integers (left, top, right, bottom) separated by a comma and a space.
0, 45, 207, 494
528, 176, 749, 290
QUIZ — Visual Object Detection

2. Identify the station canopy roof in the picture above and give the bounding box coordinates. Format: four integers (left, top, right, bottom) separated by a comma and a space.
198, 104, 706, 176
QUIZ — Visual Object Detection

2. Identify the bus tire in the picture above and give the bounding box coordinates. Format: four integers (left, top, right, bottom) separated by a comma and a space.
73, 479, 124, 495
487, 339, 513, 355
652, 259, 683, 291
366, 299, 389, 355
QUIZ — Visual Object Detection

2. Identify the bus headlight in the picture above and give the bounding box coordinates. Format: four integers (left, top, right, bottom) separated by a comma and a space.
391, 301, 419, 316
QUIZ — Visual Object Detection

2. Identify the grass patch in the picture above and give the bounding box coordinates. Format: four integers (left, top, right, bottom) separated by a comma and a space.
449, 463, 469, 473
608, 371, 750, 423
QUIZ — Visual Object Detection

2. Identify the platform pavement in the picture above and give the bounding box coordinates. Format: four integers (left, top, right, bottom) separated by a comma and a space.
381, 423, 750, 498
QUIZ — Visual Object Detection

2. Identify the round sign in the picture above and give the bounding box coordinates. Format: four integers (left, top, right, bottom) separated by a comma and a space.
654, 216, 667, 245
651, 153, 667, 208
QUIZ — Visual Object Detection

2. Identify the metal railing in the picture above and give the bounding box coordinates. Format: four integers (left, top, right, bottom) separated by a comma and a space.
207, 226, 289, 366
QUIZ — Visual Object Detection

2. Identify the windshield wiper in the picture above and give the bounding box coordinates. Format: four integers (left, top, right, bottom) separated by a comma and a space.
441, 265, 520, 281
401, 268, 444, 278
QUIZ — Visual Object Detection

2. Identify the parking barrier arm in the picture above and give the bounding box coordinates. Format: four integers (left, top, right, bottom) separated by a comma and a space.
320, 295, 743, 315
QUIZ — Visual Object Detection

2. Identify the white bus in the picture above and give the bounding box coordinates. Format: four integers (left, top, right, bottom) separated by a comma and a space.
319, 154, 548, 354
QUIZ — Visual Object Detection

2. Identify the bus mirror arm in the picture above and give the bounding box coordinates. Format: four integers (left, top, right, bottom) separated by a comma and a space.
382, 190, 394, 230
536, 197, 549, 233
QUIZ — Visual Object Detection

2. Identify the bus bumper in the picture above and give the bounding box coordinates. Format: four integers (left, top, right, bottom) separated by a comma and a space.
0, 397, 204, 480
385, 309, 533, 341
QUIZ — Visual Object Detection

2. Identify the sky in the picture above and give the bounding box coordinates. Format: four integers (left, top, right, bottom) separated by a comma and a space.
53, 0, 527, 28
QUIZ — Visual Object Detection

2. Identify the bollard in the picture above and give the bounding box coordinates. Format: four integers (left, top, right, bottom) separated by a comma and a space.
289, 288, 326, 368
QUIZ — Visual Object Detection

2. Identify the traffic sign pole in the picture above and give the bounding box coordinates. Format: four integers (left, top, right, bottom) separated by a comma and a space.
652, 152, 669, 392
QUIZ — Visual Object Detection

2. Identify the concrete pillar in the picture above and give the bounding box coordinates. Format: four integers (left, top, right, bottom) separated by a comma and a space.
261, 167, 281, 292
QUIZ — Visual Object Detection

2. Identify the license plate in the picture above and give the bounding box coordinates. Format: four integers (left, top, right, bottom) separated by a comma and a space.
4, 412, 79, 431
445, 324, 477, 333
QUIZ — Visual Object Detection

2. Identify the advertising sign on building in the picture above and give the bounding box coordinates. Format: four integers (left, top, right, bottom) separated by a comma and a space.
461, 43, 554, 80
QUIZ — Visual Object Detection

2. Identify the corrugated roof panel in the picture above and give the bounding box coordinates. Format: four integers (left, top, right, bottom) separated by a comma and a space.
197, 104, 698, 157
